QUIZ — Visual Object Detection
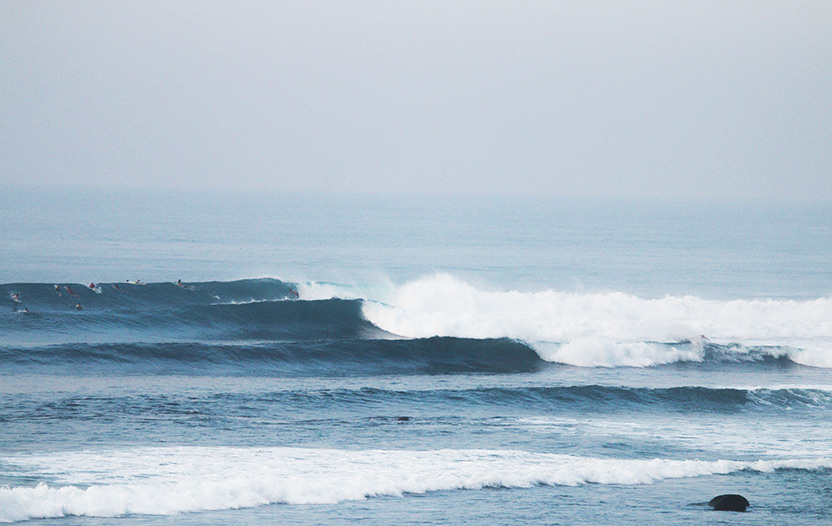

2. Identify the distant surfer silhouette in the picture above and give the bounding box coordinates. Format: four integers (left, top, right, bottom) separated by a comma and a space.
175, 279, 194, 290
54, 284, 62, 296
65, 286, 79, 297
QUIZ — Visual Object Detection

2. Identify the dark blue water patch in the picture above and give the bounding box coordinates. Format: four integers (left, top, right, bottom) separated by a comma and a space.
0, 298, 381, 345
0, 338, 545, 376
194, 299, 380, 339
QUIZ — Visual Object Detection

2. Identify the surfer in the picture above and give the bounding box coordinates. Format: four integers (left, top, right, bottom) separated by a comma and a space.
54, 284, 62, 296
175, 279, 194, 290
65, 286, 79, 297
288, 288, 299, 299
74, 303, 83, 310
10, 293, 23, 312
89, 283, 96, 289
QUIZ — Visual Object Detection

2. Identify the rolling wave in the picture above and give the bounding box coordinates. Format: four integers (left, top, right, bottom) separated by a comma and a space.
3, 276, 830, 369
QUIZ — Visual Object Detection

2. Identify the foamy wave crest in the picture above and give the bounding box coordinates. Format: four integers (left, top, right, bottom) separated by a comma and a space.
792, 346, 832, 368
2, 447, 829, 522
354, 274, 832, 367
533, 338, 705, 368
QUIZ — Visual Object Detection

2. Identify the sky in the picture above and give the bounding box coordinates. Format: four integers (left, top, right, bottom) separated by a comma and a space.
2, 1, 830, 200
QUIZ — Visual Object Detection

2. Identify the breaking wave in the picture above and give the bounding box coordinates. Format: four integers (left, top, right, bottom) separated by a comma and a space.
2, 275, 831, 369
353, 274, 832, 368
1, 446, 830, 522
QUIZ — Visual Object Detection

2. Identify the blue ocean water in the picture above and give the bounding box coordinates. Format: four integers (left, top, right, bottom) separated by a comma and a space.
1, 189, 831, 524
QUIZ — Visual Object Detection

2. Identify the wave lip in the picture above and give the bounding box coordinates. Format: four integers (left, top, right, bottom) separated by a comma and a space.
2, 447, 830, 522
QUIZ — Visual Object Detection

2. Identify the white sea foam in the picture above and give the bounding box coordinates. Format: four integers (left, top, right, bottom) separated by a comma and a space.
533, 338, 705, 368
1, 446, 829, 522
316, 274, 832, 367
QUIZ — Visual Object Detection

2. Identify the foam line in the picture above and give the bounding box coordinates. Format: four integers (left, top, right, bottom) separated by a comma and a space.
1, 447, 830, 522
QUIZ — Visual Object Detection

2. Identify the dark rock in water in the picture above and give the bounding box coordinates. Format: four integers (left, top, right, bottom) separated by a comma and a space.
709, 494, 749, 512
396, 416, 411, 422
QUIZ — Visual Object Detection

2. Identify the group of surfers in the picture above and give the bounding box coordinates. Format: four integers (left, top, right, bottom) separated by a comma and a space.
9, 280, 300, 312
9, 280, 152, 312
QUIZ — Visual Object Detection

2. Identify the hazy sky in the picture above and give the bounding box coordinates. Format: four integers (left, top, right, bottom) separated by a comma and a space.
2, 1, 830, 199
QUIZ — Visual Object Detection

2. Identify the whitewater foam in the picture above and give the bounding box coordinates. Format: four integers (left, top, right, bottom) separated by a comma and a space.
533, 338, 705, 368
345, 274, 832, 367
2, 446, 829, 522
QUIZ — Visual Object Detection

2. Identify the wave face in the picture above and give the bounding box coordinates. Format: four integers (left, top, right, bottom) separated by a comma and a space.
1, 446, 830, 522
0, 279, 379, 343
0, 338, 542, 376
2, 276, 831, 370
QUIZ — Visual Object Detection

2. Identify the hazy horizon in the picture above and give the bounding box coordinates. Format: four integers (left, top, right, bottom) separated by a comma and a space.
3, 1, 831, 200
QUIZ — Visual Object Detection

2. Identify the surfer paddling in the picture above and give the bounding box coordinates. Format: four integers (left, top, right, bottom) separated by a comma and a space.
175, 279, 194, 290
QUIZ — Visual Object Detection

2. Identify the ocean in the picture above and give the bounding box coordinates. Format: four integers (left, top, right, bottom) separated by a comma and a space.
1, 189, 831, 524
